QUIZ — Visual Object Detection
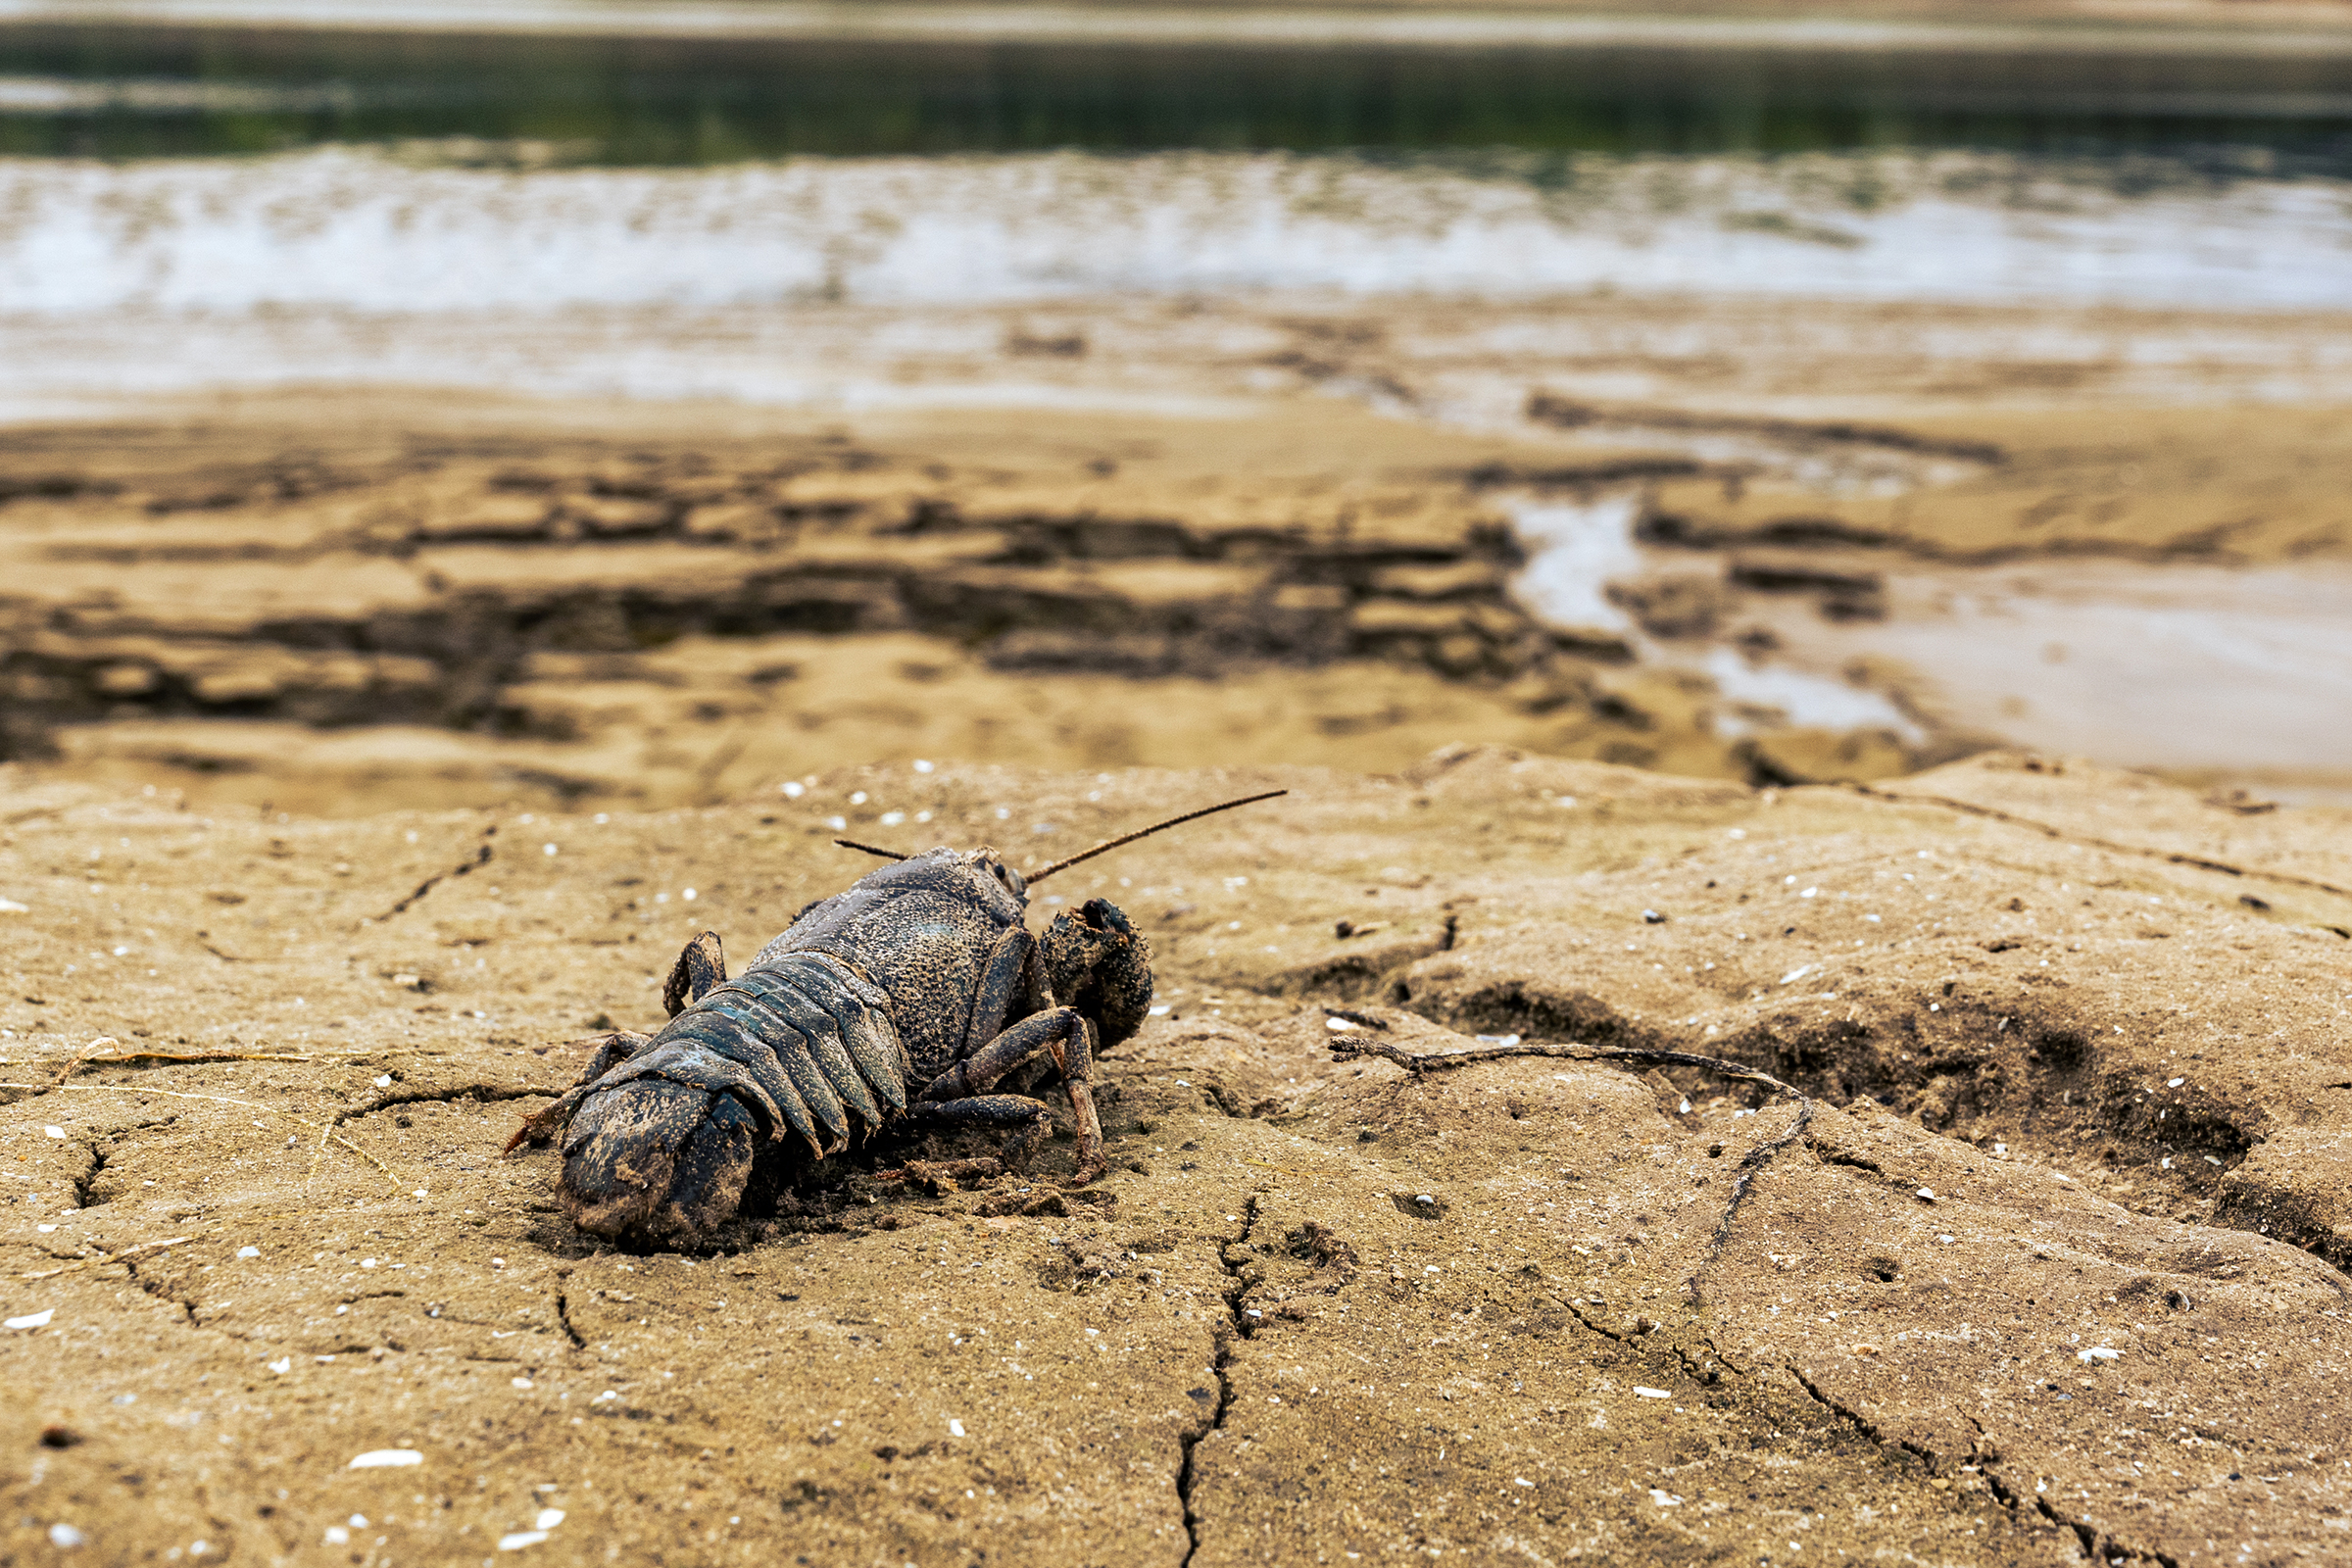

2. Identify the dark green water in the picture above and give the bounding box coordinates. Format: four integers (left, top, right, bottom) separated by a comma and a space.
2, 23, 2350, 171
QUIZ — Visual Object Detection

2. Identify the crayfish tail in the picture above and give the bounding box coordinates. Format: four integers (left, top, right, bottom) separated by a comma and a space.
560, 1080, 761, 1245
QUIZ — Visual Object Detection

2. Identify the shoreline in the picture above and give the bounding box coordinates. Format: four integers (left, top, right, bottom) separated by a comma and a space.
8, 0, 2352, 54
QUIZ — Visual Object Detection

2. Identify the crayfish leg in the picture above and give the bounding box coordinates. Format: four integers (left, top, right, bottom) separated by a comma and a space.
917, 1008, 1107, 1186
662, 930, 726, 1018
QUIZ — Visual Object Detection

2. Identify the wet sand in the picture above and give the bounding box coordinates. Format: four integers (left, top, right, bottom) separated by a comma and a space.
4, 283, 2349, 812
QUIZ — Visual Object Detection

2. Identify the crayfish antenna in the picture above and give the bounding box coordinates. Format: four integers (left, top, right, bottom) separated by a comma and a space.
1025, 789, 1288, 884
834, 838, 909, 861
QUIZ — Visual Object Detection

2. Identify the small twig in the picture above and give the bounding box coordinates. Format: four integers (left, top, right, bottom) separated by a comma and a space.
21, 1234, 199, 1281
0, 1082, 405, 1193
63, 1050, 315, 1070
306, 1115, 332, 1189
1327, 1030, 1814, 1284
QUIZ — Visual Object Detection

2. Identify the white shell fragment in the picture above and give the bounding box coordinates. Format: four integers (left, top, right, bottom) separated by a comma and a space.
347, 1449, 423, 1469
1633, 1386, 1672, 1399
2078, 1346, 2123, 1363
948, 1419, 966, 1438
48, 1524, 83, 1548
7, 1308, 55, 1329
534, 1509, 564, 1530
267, 1357, 291, 1374
43, 1126, 65, 1139
1916, 1188, 1936, 1202
496, 1531, 549, 1550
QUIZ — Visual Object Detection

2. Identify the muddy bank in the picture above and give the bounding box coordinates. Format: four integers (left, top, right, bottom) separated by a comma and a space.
9, 369, 2348, 813
0, 396, 1942, 812
2, 748, 2350, 1565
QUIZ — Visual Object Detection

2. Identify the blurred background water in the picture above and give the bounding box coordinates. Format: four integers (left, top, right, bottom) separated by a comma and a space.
1, 7, 2348, 805
3, 29, 2350, 330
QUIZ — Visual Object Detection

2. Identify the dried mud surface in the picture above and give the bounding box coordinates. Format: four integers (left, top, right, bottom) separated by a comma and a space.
7, 288, 2348, 815
0, 396, 1788, 812
3, 747, 2350, 1566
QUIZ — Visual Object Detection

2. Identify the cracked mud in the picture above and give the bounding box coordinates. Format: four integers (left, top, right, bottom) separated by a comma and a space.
4, 749, 2351, 1565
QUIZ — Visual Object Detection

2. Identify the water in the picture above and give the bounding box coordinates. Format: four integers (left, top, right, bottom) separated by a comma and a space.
2, 26, 2348, 167
4, 23, 2349, 382
1508, 494, 1929, 743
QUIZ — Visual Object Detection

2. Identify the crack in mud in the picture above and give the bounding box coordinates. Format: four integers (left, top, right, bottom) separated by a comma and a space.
339, 1082, 565, 1125
377, 831, 495, 921
555, 1277, 586, 1349
1790, 1361, 2182, 1568
69, 1140, 108, 1209
1328, 1029, 1813, 1289
1849, 784, 2352, 906
120, 1254, 199, 1326
1177, 1194, 1260, 1568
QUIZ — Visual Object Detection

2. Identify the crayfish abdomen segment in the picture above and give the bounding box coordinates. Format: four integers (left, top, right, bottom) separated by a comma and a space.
555, 951, 913, 1244
560, 1078, 762, 1244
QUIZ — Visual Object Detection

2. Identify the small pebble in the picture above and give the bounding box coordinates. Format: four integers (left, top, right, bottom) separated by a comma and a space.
43, 1126, 65, 1140
949, 1419, 967, 1438
347, 1449, 423, 1469
372, 1074, 392, 1088
496, 1531, 549, 1551
48, 1524, 83, 1548
534, 1509, 564, 1530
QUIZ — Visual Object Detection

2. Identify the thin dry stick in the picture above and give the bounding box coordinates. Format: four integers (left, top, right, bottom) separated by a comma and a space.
68, 1050, 314, 1070
306, 1115, 333, 1189
0, 1082, 406, 1193
22, 1233, 202, 1282
1326, 1026, 1814, 1279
